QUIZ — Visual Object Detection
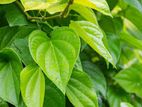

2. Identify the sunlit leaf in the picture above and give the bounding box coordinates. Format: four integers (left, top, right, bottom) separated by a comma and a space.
0, 0, 16, 4
20, 0, 68, 13
29, 27, 80, 93
70, 4, 98, 24
70, 21, 115, 66
20, 65, 45, 107
74, 0, 111, 16
120, 102, 134, 107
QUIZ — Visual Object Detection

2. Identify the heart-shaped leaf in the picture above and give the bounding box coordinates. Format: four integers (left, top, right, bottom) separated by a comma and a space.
0, 48, 22, 106
20, 65, 45, 107
29, 27, 80, 93
70, 21, 115, 66
115, 64, 142, 97
66, 69, 98, 107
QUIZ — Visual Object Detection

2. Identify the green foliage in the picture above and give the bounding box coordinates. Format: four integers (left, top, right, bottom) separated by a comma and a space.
0, 0, 142, 107
20, 65, 45, 107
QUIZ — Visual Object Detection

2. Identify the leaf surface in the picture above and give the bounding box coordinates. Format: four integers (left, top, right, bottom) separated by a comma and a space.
0, 48, 22, 106
20, 65, 45, 107
70, 21, 114, 66
29, 27, 80, 93
66, 69, 98, 107
115, 64, 142, 97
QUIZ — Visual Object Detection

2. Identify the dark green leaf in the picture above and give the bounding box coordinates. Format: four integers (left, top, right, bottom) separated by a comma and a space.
66, 69, 98, 107
0, 48, 22, 106
0, 26, 18, 49
44, 78, 65, 107
115, 64, 142, 97
82, 61, 107, 97
4, 4, 28, 27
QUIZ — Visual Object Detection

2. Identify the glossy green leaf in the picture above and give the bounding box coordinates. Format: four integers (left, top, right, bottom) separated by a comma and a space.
29, 27, 80, 93
11, 26, 36, 65
70, 4, 98, 24
74, 0, 111, 16
99, 17, 122, 64
20, 65, 45, 107
44, 78, 65, 107
0, 48, 22, 106
107, 86, 129, 107
70, 21, 115, 66
66, 69, 98, 107
121, 102, 134, 107
123, 6, 142, 31
120, 31, 142, 50
123, 0, 142, 13
4, 4, 28, 27
82, 61, 107, 97
0, 0, 16, 4
20, 0, 67, 13
0, 26, 18, 49
115, 64, 142, 97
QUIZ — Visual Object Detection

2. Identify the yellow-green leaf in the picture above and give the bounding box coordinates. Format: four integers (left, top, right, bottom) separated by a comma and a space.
0, 0, 16, 4
20, 0, 68, 13
70, 21, 115, 66
29, 27, 80, 94
74, 0, 111, 16
20, 65, 45, 107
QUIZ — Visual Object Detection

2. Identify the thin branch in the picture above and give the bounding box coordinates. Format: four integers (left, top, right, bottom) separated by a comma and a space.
15, 0, 74, 21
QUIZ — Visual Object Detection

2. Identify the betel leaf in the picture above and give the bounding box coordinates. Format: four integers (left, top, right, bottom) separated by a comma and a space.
29, 27, 80, 94
4, 4, 28, 27
11, 26, 36, 65
107, 86, 129, 107
20, 0, 67, 13
70, 21, 115, 66
120, 102, 134, 107
115, 64, 142, 97
74, 0, 111, 16
0, 0, 16, 4
122, 6, 142, 31
44, 78, 65, 107
123, 0, 142, 13
0, 26, 18, 49
70, 4, 98, 24
120, 31, 142, 50
20, 65, 45, 107
99, 17, 122, 64
66, 69, 98, 107
82, 61, 107, 97
0, 48, 22, 106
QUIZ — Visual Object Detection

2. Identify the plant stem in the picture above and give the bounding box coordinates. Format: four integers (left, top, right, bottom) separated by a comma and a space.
15, 0, 74, 21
